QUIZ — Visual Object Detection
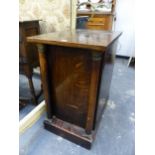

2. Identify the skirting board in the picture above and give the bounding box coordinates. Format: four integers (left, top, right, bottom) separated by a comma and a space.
44, 117, 94, 149
19, 100, 46, 134
116, 55, 130, 59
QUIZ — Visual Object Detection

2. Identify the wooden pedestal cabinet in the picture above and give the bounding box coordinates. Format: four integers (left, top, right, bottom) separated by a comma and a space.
27, 29, 121, 149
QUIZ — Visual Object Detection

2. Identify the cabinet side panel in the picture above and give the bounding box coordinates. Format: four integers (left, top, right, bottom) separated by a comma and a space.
47, 46, 92, 128
95, 40, 118, 127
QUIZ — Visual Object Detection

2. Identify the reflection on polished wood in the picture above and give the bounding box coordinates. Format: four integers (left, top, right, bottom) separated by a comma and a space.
28, 29, 121, 51
27, 29, 121, 149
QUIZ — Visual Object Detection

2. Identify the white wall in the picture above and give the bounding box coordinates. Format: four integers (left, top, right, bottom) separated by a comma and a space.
114, 0, 135, 57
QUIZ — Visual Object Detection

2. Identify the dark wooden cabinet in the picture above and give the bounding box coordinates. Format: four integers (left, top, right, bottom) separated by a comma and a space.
19, 20, 40, 105
27, 29, 121, 149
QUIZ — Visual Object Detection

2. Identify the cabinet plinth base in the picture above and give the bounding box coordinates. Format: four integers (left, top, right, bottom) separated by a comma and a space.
44, 117, 95, 149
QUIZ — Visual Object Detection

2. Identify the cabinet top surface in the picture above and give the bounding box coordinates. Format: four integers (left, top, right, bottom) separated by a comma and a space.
19, 20, 40, 24
27, 29, 121, 51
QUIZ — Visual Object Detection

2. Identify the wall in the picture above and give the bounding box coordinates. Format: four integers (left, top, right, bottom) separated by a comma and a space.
19, 0, 71, 33
19, 0, 134, 57
114, 0, 135, 57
